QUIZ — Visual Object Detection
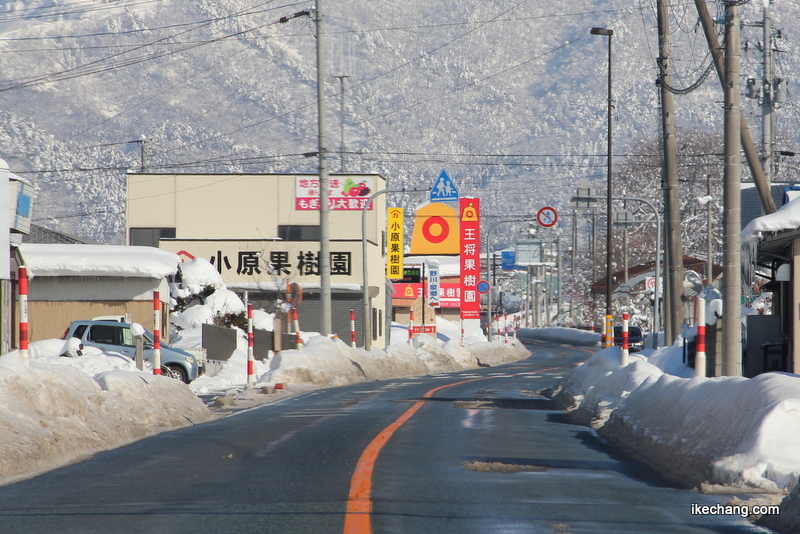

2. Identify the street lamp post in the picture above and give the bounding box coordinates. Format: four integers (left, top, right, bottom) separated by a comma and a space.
361, 187, 428, 350
572, 192, 662, 349
591, 27, 614, 329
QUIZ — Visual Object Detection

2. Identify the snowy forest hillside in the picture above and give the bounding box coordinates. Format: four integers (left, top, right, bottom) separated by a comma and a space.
0, 0, 798, 262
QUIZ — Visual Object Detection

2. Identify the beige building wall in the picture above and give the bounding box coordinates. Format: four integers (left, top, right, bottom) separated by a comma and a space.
127, 172, 389, 347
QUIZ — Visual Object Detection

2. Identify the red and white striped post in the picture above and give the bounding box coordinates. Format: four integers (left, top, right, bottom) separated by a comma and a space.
350, 309, 357, 348
621, 312, 629, 366
293, 308, 301, 349
408, 310, 414, 344
152, 290, 162, 375
696, 298, 706, 377
246, 299, 254, 389
460, 318, 465, 347
18, 266, 29, 368
504, 313, 509, 344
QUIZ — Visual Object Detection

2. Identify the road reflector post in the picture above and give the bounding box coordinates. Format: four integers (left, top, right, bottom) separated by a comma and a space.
350, 309, 357, 348
621, 312, 629, 366
605, 314, 613, 348
153, 290, 162, 375
247, 298, 254, 390
18, 266, 29, 368
408, 310, 414, 345
293, 309, 301, 349
696, 298, 706, 377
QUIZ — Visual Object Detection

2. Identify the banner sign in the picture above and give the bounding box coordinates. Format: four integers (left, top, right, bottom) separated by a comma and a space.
295, 176, 375, 211
459, 198, 481, 319
387, 207, 404, 279
391, 283, 461, 308
427, 259, 440, 307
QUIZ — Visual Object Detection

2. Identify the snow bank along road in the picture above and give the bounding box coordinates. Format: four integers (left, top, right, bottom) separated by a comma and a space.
0, 341, 773, 533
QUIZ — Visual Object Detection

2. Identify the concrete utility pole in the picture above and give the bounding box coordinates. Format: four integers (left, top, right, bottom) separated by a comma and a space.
693, 0, 777, 215
761, 1, 775, 186
707, 175, 714, 282
722, 2, 743, 376
657, 0, 684, 345
334, 75, 349, 173
315, 0, 332, 336
590, 27, 614, 326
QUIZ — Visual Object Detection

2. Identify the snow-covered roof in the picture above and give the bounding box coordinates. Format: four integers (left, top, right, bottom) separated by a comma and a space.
17, 243, 181, 279
742, 195, 800, 243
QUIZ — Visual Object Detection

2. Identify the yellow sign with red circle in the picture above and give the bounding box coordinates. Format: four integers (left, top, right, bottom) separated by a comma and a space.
409, 203, 459, 255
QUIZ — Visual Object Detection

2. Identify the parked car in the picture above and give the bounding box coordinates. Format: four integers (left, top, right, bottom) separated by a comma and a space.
613, 325, 645, 352
61, 320, 200, 383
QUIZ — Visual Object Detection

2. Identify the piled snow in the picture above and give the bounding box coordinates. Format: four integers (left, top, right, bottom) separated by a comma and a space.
0, 346, 214, 486
18, 243, 180, 279
742, 194, 800, 243
517, 326, 601, 346
554, 343, 800, 494
188, 318, 528, 395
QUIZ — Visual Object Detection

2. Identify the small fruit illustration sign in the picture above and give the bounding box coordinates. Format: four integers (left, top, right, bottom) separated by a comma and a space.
295, 176, 374, 210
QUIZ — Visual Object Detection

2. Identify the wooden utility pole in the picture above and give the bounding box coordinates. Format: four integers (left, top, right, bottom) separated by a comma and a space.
657, 0, 684, 344
722, 2, 743, 376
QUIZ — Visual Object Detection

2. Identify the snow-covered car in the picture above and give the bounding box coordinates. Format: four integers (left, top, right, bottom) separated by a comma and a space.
61, 320, 200, 383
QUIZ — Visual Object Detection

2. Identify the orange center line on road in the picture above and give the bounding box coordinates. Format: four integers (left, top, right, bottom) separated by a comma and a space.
343, 366, 566, 534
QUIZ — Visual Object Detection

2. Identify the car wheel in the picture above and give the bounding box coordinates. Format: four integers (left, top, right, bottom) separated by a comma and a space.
163, 364, 189, 384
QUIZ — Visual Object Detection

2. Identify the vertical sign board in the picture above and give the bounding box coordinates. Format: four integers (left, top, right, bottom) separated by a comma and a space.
427, 259, 440, 307
459, 198, 481, 319
387, 208, 404, 279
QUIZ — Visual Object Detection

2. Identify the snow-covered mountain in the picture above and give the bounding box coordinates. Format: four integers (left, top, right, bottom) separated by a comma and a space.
0, 0, 797, 250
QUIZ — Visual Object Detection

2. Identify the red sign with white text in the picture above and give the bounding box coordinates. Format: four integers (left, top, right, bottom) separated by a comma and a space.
459, 198, 481, 319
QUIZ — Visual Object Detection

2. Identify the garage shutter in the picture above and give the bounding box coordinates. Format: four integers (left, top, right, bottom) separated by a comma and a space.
294, 294, 366, 345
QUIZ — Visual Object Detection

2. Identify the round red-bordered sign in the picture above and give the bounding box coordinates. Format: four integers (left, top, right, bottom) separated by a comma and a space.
536, 206, 558, 228
422, 216, 450, 243
476, 280, 491, 294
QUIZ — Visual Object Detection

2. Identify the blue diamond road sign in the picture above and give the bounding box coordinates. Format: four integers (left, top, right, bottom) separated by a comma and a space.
430, 169, 459, 202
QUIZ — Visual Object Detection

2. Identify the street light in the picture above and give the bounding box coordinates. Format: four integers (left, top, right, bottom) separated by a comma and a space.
361, 187, 428, 350
590, 26, 614, 334
572, 191, 661, 350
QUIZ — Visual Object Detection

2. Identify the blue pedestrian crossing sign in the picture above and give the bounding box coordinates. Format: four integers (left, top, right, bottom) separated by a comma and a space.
430, 169, 459, 202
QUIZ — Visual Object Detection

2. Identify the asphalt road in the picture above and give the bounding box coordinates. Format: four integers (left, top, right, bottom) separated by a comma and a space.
0, 340, 776, 534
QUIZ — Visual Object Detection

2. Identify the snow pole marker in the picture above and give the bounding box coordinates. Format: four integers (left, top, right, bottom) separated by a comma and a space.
696, 298, 706, 377
621, 313, 629, 366
605, 314, 613, 348
246, 295, 254, 390
18, 266, 29, 368
504, 313, 508, 344
293, 309, 301, 349
152, 290, 161, 375
350, 309, 357, 348
408, 310, 414, 345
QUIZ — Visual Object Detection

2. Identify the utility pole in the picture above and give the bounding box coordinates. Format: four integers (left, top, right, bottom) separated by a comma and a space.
657, 0, 684, 345
693, 0, 777, 214
707, 175, 714, 283
762, 1, 775, 186
571, 210, 577, 275
333, 75, 349, 173
135, 136, 148, 173
722, 1, 743, 376
315, 0, 332, 336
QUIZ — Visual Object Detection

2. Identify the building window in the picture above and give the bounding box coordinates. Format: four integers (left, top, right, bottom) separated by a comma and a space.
130, 227, 176, 247
278, 225, 321, 241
